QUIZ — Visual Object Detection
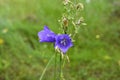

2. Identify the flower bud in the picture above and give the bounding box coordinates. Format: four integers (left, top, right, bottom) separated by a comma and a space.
63, 0, 71, 5
62, 17, 68, 27
76, 3, 84, 10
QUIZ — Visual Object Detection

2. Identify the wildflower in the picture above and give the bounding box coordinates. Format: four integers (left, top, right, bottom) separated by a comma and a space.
38, 26, 56, 42
55, 34, 73, 53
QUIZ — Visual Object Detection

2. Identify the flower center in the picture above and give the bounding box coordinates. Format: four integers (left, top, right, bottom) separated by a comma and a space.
60, 38, 67, 46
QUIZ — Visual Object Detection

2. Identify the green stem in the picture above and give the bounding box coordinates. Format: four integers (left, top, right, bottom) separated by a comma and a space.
55, 52, 57, 80
39, 55, 55, 80
60, 54, 62, 80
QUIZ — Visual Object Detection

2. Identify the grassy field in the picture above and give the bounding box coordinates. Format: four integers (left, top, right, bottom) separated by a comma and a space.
0, 0, 120, 80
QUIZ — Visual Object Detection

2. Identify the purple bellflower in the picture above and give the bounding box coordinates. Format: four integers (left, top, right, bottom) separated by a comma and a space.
38, 26, 56, 42
55, 34, 73, 53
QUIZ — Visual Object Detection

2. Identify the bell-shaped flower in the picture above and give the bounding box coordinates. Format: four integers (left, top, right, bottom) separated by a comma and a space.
38, 26, 56, 42
55, 34, 73, 53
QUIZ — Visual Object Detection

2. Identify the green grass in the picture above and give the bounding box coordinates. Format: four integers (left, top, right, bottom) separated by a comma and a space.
0, 0, 120, 80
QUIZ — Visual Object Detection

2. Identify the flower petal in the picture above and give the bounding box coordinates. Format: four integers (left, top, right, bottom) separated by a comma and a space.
38, 26, 56, 42
55, 34, 73, 53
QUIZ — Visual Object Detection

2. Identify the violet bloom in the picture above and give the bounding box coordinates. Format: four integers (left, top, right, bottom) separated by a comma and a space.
38, 26, 56, 42
55, 34, 73, 53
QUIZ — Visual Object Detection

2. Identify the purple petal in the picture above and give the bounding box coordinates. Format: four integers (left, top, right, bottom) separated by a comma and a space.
44, 26, 50, 31
38, 26, 56, 42
55, 34, 73, 53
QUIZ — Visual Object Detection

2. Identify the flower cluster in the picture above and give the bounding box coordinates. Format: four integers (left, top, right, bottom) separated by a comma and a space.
38, 26, 73, 53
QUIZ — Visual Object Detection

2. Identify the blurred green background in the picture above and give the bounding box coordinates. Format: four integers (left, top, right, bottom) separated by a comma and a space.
0, 0, 120, 80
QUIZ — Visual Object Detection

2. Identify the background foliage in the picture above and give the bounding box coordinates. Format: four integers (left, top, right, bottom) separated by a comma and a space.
0, 0, 120, 80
